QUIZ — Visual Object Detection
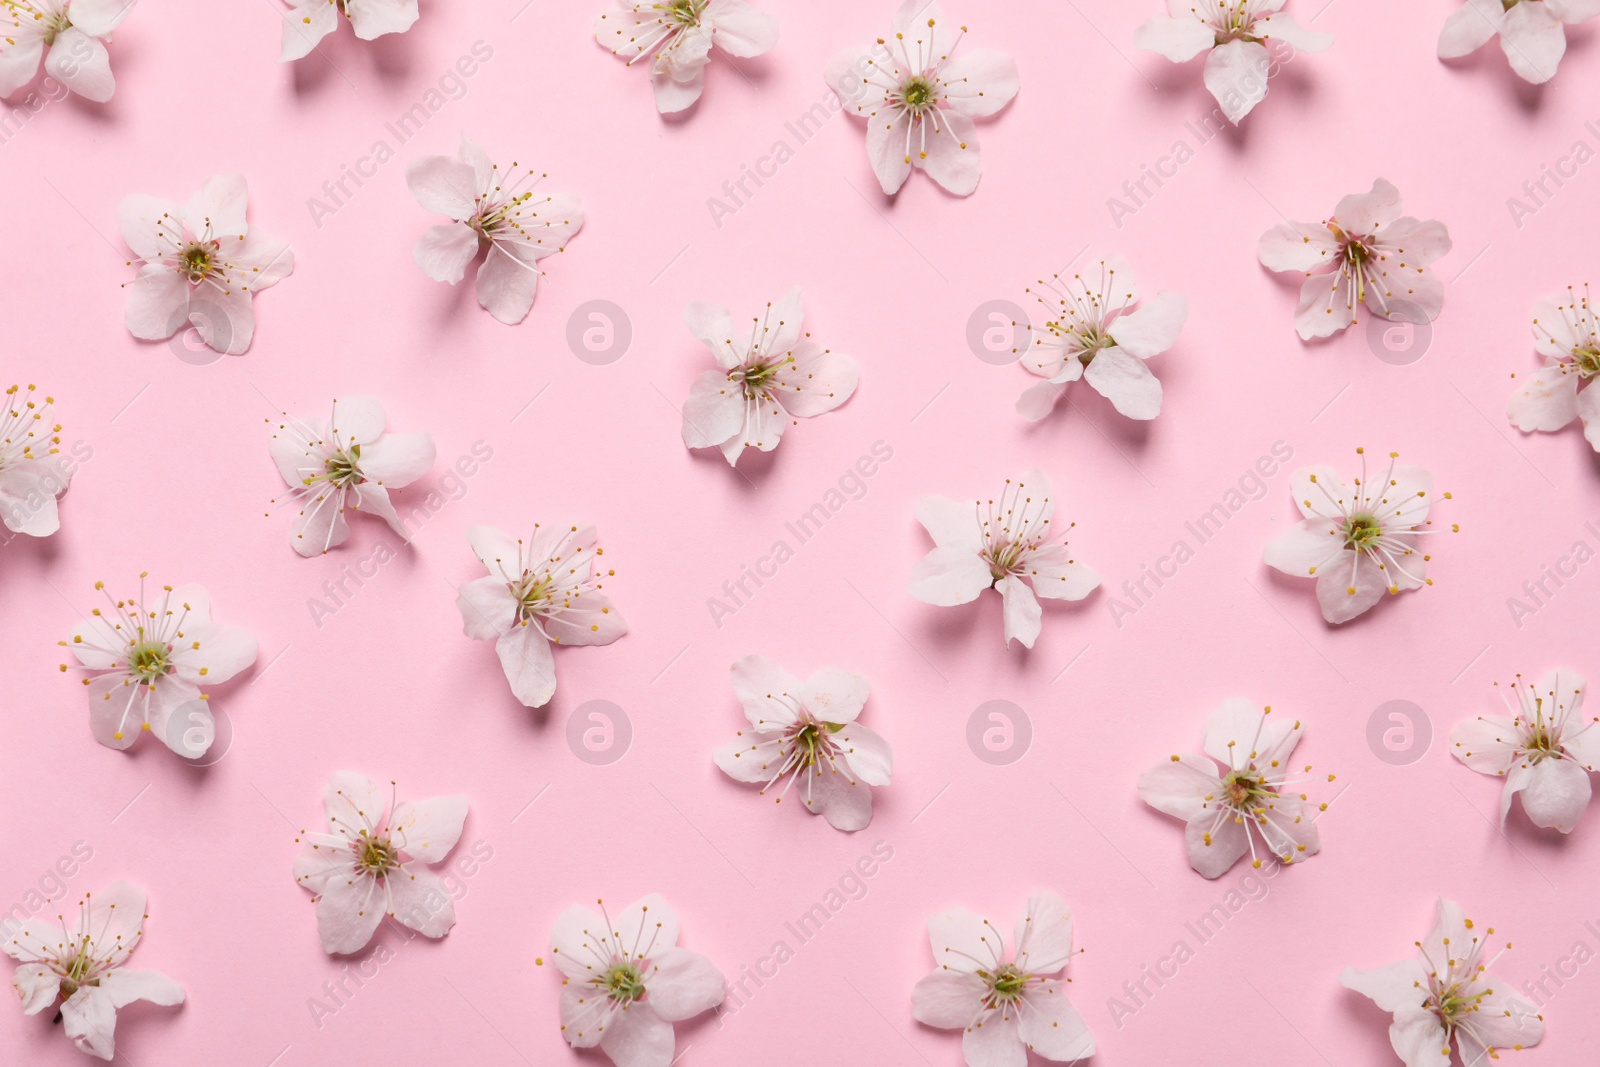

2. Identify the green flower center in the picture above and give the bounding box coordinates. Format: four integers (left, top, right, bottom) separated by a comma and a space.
180, 243, 216, 282
902, 76, 934, 110
605, 962, 647, 1002
666, 0, 702, 25
792, 721, 845, 768
1574, 347, 1600, 378
356, 835, 399, 876
734, 359, 786, 398
129, 640, 170, 683
1343, 513, 1382, 549
322, 445, 363, 488
981, 963, 1030, 1004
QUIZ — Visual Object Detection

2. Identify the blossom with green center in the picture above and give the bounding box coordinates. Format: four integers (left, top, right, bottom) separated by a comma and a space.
1258, 177, 1452, 341
0, 384, 73, 538
117, 173, 294, 356
1, 880, 184, 1061
456, 522, 627, 710
1509, 284, 1600, 453
911, 891, 1096, 1064
549, 894, 726, 1067
1016, 254, 1188, 423
824, 1, 1019, 195
269, 395, 435, 558
60, 576, 257, 756
680, 286, 859, 467
1343, 898, 1545, 1066
908, 469, 1100, 649
1139, 698, 1334, 878
407, 135, 583, 325
294, 771, 470, 955
594, 0, 777, 113
0, 0, 136, 103
1452, 668, 1600, 833
1264, 448, 1455, 624
715, 654, 893, 831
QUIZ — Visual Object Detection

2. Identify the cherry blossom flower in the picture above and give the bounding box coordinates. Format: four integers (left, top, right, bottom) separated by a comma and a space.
279, 0, 418, 62
1507, 284, 1600, 452
713, 655, 893, 831
1342, 898, 1545, 1067
294, 771, 469, 955
269, 395, 436, 558
907, 469, 1099, 648
1439, 0, 1597, 84
549, 894, 725, 1067
0, 384, 71, 539
594, 0, 777, 113
116, 173, 294, 356
407, 135, 583, 326
456, 523, 626, 709
1257, 178, 1452, 341
2, 881, 183, 1061
1264, 449, 1453, 624
0, 0, 136, 103
824, 0, 1019, 196
60, 577, 257, 756
681, 286, 858, 466
1451, 669, 1599, 834
1135, 0, 1331, 124
1138, 698, 1332, 878
1015, 255, 1187, 423
910, 891, 1095, 1067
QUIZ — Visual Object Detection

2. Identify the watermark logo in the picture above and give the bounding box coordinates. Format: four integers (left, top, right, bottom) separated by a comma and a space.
1365, 699, 1430, 766
966, 300, 1028, 366
967, 700, 1031, 766
163, 699, 234, 766
165, 296, 232, 366
566, 299, 632, 366
566, 699, 631, 765
1365, 301, 1433, 366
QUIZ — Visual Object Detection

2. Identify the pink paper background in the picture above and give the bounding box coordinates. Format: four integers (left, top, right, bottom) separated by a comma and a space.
5, 0, 1600, 1063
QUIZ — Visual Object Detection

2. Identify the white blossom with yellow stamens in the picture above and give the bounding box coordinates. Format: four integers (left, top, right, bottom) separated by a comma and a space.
455, 523, 627, 709
548, 894, 725, 1067
0, 384, 71, 538
1257, 178, 1452, 341
1136, 0, 1332, 125
594, 0, 777, 113
1139, 698, 1333, 879
116, 173, 294, 356
2, 881, 183, 1061
407, 134, 583, 325
0, 0, 136, 103
1015, 254, 1187, 423
59, 576, 257, 755
293, 771, 469, 955
910, 891, 1096, 1067
1452, 669, 1600, 833
268, 395, 436, 558
908, 469, 1099, 649
1343, 898, 1545, 1066
713, 654, 893, 831
1264, 448, 1453, 624
824, 0, 1018, 196
680, 285, 858, 467
1508, 284, 1600, 452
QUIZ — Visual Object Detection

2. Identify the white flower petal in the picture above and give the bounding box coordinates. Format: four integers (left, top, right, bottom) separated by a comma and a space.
1134, 14, 1215, 61
644, 947, 725, 1020
1108, 291, 1187, 359
389, 794, 468, 863
939, 47, 1019, 118
46, 29, 114, 102
996, 574, 1041, 648
1202, 39, 1272, 124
